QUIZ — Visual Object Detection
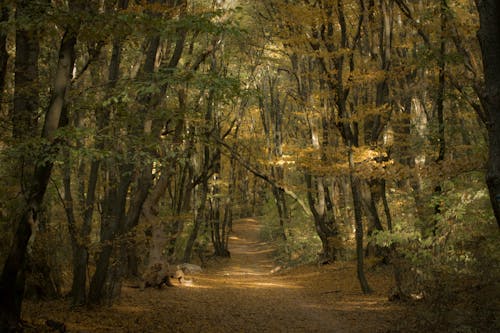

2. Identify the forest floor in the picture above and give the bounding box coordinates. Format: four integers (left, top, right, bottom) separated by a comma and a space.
22, 218, 412, 332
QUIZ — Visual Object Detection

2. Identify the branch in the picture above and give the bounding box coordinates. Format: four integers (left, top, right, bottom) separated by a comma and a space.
394, 0, 430, 45
213, 135, 312, 217
71, 41, 105, 84
446, 72, 487, 124
189, 36, 220, 72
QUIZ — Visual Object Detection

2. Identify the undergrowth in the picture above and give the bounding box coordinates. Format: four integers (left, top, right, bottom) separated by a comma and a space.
259, 195, 321, 267
373, 172, 500, 332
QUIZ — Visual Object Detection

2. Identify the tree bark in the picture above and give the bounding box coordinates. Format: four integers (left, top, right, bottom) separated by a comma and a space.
0, 1, 80, 327
183, 178, 209, 263
0, 3, 9, 105
87, 171, 131, 305
12, 0, 41, 140
349, 149, 373, 294
69, 0, 128, 306
305, 173, 340, 263
475, 0, 500, 228
88, 16, 160, 305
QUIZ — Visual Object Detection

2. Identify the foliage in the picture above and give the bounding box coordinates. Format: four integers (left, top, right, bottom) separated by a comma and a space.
372, 172, 499, 331
0, 0, 498, 331
260, 190, 321, 266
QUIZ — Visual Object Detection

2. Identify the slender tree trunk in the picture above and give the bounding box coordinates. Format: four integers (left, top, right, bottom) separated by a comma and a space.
87, 170, 131, 305
68, 5, 127, 302
167, 139, 194, 261
87, 4, 171, 301
210, 153, 230, 257
430, 0, 448, 237
380, 179, 392, 231
185, 88, 215, 262
183, 178, 209, 263
475, 0, 500, 228
259, 74, 289, 240
62, 146, 89, 306
349, 149, 372, 294
436, 0, 447, 164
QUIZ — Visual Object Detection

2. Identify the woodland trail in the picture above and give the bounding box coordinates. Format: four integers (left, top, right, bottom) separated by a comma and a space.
23, 218, 405, 332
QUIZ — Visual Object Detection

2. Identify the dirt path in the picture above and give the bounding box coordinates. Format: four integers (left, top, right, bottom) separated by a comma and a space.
23, 218, 405, 332
214, 217, 276, 276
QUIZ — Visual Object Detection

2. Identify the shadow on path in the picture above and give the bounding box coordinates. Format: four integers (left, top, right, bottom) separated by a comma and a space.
22, 218, 405, 333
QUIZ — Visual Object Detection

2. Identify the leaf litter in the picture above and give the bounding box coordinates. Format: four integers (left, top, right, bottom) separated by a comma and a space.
22, 218, 408, 332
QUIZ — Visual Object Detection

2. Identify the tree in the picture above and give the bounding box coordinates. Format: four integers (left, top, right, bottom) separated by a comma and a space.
64, 0, 129, 306
475, 0, 500, 229
0, 2, 8, 103
0, 0, 84, 329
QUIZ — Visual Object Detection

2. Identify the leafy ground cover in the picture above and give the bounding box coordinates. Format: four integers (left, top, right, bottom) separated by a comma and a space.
22, 218, 414, 332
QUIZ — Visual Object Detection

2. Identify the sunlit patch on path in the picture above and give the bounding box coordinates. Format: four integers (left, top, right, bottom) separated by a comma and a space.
22, 218, 405, 332
210, 218, 280, 277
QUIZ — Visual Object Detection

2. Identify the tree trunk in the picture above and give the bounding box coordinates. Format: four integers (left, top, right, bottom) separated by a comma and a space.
349, 149, 373, 294
183, 178, 209, 263
167, 138, 194, 261
0, 211, 32, 331
0, 2, 79, 327
363, 183, 385, 258
0, 1, 42, 321
62, 145, 87, 306
68, 0, 128, 303
259, 74, 289, 240
380, 179, 392, 231
305, 173, 340, 263
475, 0, 500, 228
87, 6, 170, 302
87, 171, 131, 305
184, 94, 214, 263
0, 3, 9, 105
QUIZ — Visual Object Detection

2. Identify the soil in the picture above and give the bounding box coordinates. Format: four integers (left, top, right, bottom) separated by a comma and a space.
22, 218, 407, 332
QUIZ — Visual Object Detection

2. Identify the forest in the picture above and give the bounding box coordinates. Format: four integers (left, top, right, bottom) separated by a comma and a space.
0, 0, 499, 332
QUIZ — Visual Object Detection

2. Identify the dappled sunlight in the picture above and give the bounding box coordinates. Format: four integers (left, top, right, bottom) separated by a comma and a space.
180, 282, 214, 289
216, 279, 303, 290
21, 218, 405, 333
241, 281, 303, 289
300, 299, 392, 312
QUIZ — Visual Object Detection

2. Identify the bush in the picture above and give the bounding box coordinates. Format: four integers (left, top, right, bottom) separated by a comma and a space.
374, 174, 500, 332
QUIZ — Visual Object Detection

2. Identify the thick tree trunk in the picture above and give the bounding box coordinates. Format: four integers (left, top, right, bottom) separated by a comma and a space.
0, 4, 79, 327
476, 0, 500, 228
0, 10, 41, 321
0, 211, 32, 331
305, 173, 340, 263
12, 0, 41, 140
0, 3, 8, 103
